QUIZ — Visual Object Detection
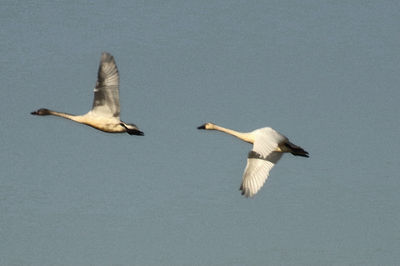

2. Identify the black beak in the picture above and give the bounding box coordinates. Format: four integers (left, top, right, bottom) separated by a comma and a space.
197, 124, 206, 130
31, 111, 38, 115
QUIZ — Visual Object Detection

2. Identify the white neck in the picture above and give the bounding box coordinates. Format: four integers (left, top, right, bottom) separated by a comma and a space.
210, 124, 255, 144
47, 110, 85, 123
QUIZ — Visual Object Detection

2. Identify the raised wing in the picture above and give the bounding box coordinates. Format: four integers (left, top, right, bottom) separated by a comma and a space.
91, 52, 120, 118
240, 151, 283, 197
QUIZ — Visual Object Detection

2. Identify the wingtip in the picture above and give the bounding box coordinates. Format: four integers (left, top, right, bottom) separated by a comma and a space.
100, 52, 114, 63
101, 51, 112, 57
197, 124, 206, 130
239, 185, 253, 198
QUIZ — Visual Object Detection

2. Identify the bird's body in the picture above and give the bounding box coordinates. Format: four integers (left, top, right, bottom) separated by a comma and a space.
31, 52, 143, 136
198, 122, 308, 197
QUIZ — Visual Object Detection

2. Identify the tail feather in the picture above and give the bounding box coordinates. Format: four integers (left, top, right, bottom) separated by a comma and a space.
284, 142, 309, 157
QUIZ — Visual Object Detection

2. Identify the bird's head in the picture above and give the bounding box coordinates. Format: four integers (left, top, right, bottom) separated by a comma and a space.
197, 122, 215, 130
31, 108, 51, 116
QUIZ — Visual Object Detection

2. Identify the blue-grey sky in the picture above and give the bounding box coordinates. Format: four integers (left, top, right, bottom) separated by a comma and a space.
1, 1, 399, 265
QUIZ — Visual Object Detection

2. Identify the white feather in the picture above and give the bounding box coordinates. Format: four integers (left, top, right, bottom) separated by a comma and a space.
198, 123, 308, 198
91, 52, 120, 118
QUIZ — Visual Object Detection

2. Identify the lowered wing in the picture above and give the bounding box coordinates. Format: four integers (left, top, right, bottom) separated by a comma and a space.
240, 151, 283, 197
240, 128, 287, 197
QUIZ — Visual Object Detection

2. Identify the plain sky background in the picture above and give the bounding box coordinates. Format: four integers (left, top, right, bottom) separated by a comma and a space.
1, 1, 400, 265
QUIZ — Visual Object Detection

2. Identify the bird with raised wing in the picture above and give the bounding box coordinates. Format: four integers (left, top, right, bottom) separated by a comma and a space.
31, 52, 143, 135
197, 122, 308, 197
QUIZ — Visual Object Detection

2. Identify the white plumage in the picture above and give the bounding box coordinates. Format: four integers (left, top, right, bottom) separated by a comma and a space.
198, 123, 309, 198
91, 52, 120, 118
31, 52, 143, 136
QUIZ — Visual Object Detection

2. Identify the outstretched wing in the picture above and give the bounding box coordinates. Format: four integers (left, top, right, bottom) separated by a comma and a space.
240, 151, 283, 197
240, 128, 287, 197
91, 52, 120, 118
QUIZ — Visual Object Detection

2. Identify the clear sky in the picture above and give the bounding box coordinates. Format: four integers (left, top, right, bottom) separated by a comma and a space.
1, 1, 400, 265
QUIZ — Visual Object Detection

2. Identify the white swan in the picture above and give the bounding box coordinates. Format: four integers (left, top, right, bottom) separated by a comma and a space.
31, 52, 143, 135
197, 122, 308, 197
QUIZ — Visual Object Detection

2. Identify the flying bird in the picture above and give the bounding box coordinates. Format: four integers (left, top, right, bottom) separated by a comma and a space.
197, 122, 308, 197
31, 52, 143, 135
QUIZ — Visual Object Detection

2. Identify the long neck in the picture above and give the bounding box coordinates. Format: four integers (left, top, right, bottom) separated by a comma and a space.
211, 124, 255, 144
47, 110, 85, 123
